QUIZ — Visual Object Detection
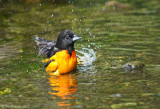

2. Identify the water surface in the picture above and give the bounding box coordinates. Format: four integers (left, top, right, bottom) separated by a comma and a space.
0, 0, 160, 109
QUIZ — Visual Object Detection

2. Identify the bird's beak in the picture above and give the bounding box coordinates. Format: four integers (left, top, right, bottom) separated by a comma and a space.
73, 35, 82, 41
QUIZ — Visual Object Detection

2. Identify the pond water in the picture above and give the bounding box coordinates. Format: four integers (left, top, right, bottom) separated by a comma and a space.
0, 0, 160, 109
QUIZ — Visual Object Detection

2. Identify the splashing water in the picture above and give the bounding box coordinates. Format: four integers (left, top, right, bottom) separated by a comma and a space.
76, 48, 96, 73
76, 48, 96, 66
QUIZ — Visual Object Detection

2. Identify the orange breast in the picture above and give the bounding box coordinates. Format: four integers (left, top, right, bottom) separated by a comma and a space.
46, 49, 77, 74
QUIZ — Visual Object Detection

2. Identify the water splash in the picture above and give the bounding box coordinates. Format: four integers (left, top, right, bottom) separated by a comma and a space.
76, 48, 96, 66
76, 48, 96, 73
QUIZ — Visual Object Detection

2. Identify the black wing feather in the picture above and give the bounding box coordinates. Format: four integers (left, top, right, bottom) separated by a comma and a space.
35, 37, 59, 58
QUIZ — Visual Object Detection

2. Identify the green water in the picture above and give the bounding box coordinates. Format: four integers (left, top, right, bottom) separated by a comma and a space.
0, 0, 160, 109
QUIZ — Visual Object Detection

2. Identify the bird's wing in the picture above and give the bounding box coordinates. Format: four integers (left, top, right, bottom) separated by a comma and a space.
35, 37, 57, 57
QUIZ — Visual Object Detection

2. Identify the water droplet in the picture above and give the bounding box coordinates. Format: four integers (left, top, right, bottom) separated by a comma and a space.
51, 14, 54, 17
86, 29, 89, 31
112, 94, 122, 98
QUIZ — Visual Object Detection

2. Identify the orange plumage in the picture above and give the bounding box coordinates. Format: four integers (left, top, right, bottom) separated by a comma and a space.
46, 49, 77, 75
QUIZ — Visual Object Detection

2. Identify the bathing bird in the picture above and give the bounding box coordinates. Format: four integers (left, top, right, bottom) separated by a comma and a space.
35, 30, 81, 76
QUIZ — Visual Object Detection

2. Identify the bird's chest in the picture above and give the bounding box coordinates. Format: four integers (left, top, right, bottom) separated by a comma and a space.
55, 50, 77, 74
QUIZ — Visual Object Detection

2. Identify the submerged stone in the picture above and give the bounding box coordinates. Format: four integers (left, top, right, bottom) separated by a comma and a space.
122, 61, 144, 72
0, 88, 11, 95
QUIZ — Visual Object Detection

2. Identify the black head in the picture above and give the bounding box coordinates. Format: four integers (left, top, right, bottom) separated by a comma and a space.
56, 30, 81, 53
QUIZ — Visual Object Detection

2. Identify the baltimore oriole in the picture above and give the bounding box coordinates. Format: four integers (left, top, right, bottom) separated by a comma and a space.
36, 30, 81, 76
